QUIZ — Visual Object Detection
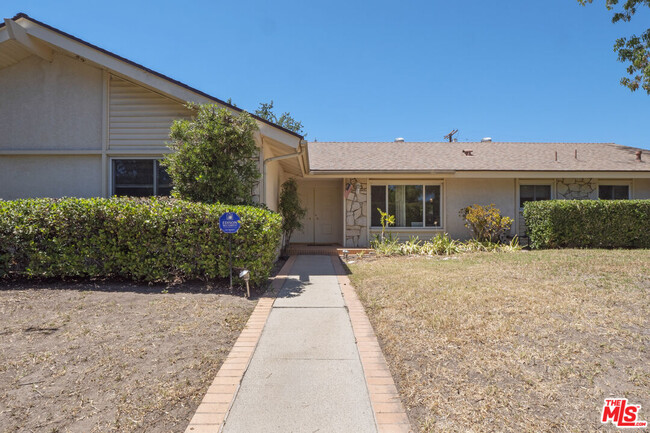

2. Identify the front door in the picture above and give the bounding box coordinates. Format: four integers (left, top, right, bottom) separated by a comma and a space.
292, 181, 342, 245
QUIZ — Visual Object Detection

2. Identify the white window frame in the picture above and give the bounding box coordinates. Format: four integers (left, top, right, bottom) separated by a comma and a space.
597, 180, 632, 200
368, 180, 444, 230
109, 157, 170, 197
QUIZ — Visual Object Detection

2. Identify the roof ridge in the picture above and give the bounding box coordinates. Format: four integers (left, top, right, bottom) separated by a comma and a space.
310, 141, 620, 144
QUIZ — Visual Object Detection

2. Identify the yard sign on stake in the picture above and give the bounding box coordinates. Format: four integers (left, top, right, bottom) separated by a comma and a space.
219, 212, 241, 289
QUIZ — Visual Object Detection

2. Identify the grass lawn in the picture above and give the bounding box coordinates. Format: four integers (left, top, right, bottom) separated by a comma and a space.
0, 281, 256, 433
348, 250, 649, 432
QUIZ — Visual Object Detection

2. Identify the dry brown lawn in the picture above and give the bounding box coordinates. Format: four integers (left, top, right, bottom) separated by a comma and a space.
0, 281, 256, 433
348, 249, 649, 432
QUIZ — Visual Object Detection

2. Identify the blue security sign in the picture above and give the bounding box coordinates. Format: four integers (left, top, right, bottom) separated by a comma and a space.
219, 212, 241, 234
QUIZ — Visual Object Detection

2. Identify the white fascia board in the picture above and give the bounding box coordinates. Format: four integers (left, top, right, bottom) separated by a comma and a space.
257, 122, 301, 149
3, 18, 53, 61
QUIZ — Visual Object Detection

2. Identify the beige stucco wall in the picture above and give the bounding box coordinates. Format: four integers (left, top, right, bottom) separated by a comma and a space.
444, 178, 517, 240
633, 179, 650, 199
0, 156, 102, 199
0, 53, 103, 150
265, 159, 281, 211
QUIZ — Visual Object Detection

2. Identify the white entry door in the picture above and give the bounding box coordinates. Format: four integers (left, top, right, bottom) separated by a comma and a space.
292, 181, 342, 245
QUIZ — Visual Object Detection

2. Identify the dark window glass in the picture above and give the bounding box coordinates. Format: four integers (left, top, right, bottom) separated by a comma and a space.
156, 161, 172, 197
425, 185, 441, 227
113, 160, 153, 186
370, 185, 386, 227
520, 185, 551, 207
388, 185, 423, 227
599, 185, 629, 200
113, 159, 171, 197
372, 184, 443, 228
404, 185, 423, 227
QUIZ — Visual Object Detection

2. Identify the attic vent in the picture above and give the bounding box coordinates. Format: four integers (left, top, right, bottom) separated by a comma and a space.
481, 137, 492, 142
394, 137, 405, 143
462, 149, 474, 156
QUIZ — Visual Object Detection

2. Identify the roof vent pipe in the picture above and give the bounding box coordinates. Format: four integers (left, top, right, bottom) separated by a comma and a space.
394, 137, 405, 143
481, 137, 492, 142
636, 150, 643, 161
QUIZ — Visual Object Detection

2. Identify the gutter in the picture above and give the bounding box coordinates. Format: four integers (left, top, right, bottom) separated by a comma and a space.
262, 140, 306, 204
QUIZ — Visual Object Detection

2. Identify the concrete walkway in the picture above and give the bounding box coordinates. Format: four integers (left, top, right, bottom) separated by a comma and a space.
221, 255, 377, 433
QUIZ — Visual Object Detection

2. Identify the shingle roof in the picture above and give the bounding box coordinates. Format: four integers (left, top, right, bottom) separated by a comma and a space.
307, 142, 650, 173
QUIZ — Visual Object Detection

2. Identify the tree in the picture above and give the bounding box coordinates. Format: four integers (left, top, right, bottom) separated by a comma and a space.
580, 0, 650, 94
255, 100, 305, 135
162, 104, 260, 205
278, 178, 307, 249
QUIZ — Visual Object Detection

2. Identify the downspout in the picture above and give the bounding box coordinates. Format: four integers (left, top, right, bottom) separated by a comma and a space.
262, 139, 306, 205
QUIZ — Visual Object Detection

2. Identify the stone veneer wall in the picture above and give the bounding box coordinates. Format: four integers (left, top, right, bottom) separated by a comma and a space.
556, 178, 598, 200
344, 178, 368, 247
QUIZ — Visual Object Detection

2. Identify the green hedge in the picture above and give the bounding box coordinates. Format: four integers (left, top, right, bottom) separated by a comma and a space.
523, 199, 650, 249
0, 197, 282, 284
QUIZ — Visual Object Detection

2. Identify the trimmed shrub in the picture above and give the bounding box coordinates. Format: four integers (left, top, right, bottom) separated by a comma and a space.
0, 197, 282, 284
459, 204, 513, 242
523, 199, 650, 249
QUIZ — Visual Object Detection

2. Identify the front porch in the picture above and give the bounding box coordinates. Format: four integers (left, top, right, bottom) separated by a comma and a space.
289, 177, 369, 248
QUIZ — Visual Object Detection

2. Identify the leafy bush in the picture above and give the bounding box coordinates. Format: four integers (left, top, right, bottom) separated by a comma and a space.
371, 234, 520, 257
278, 178, 307, 248
162, 104, 260, 205
459, 204, 513, 242
523, 199, 650, 249
0, 197, 282, 285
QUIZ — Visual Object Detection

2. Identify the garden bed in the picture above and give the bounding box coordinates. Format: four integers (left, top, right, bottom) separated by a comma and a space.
0, 280, 256, 432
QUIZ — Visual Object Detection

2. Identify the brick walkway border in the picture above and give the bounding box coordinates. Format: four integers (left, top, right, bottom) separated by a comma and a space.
331, 256, 413, 433
184, 256, 297, 433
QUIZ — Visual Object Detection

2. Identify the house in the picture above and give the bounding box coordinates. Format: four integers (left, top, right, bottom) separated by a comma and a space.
302, 141, 650, 246
0, 13, 304, 211
2, 14, 649, 248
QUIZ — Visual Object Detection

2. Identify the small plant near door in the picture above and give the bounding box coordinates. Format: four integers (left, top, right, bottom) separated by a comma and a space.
377, 208, 395, 242
279, 178, 307, 251
459, 204, 513, 243
370, 209, 398, 253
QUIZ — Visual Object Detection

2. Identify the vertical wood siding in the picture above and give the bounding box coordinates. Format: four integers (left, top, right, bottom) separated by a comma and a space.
108, 75, 191, 149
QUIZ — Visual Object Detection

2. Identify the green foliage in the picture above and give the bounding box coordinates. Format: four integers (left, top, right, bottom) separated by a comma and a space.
255, 100, 305, 135
579, 0, 650, 94
0, 198, 282, 285
278, 178, 307, 247
162, 104, 260, 205
371, 234, 520, 257
523, 199, 650, 248
459, 204, 513, 242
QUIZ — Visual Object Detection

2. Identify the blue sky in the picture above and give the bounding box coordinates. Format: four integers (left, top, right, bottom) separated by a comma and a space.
6, 0, 650, 148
